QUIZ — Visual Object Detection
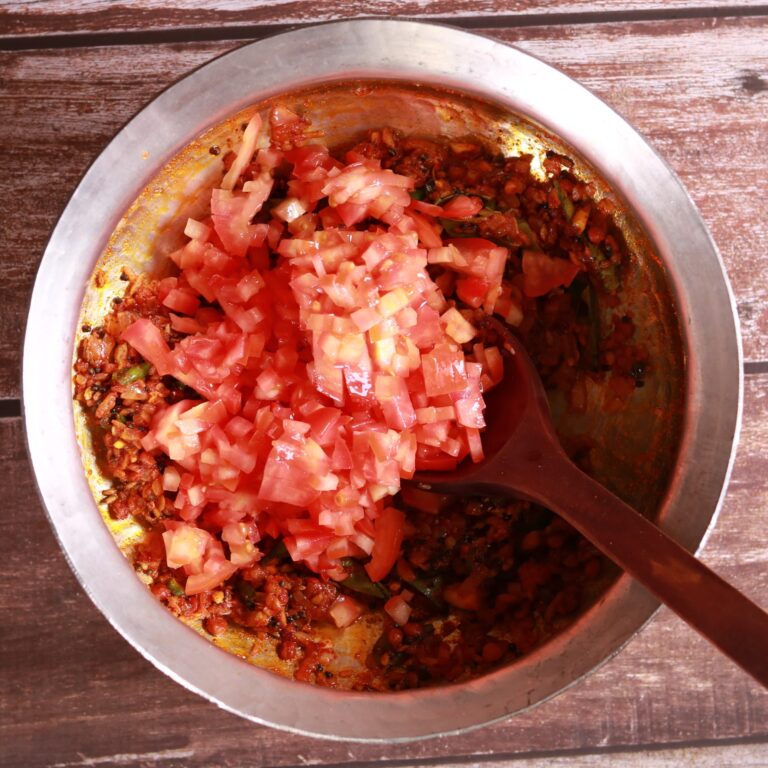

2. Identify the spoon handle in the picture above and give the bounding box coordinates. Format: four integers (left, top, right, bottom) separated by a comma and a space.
519, 453, 768, 688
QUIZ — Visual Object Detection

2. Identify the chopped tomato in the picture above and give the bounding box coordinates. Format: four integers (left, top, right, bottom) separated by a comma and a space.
522, 249, 581, 297
162, 523, 209, 570
410, 194, 482, 220
456, 276, 490, 308
398, 486, 452, 514
440, 195, 483, 219
421, 342, 468, 397
365, 506, 405, 582
185, 557, 238, 595
119, 113, 502, 588
446, 238, 508, 312
121, 319, 175, 376
211, 183, 273, 257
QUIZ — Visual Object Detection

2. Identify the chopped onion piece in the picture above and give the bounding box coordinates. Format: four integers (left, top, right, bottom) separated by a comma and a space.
220, 113, 262, 191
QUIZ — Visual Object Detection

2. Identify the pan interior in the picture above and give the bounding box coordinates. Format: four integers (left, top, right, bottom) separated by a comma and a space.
74, 80, 685, 686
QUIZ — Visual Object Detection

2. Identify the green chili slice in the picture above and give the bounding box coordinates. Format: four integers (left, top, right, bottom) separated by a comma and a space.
115, 362, 151, 385
553, 179, 574, 221
237, 580, 258, 609
403, 574, 444, 607
588, 243, 619, 292
264, 539, 289, 563
516, 217, 540, 249
340, 558, 390, 599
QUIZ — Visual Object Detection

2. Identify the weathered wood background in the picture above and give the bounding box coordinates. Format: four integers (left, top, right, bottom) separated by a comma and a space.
1, 2, 767, 766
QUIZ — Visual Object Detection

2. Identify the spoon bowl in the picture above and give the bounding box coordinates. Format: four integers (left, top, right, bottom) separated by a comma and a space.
413, 334, 768, 688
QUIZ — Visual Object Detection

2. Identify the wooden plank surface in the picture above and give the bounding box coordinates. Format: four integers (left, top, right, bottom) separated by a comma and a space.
3, 6, 768, 765
461, 743, 768, 767
3, 371, 767, 767
1, 15, 767, 401
2, 1, 767, 40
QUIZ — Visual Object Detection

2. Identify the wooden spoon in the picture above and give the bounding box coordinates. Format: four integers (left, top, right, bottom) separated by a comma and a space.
411, 334, 768, 687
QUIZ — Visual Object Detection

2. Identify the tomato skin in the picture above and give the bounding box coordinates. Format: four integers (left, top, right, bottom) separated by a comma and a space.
185, 559, 238, 595
421, 342, 468, 397
121, 319, 175, 376
365, 506, 405, 582
284, 144, 333, 177
384, 594, 412, 626
211, 184, 272, 258
410, 195, 482, 220
398, 486, 451, 514
163, 288, 200, 316
440, 195, 483, 219
456, 276, 489, 308
522, 249, 581, 297
409, 211, 443, 248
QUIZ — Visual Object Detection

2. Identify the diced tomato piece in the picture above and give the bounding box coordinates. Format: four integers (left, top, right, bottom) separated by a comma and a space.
407, 305, 442, 349
185, 559, 238, 595
374, 374, 416, 430
399, 486, 452, 514
421, 342, 468, 397
384, 594, 412, 626
466, 427, 484, 463
119, 138, 503, 589
258, 429, 333, 506
284, 527, 335, 560
521, 249, 581, 297
163, 288, 200, 316
335, 201, 369, 227
440, 195, 483, 219
222, 522, 259, 566
414, 455, 458, 471
409, 199, 444, 217
162, 523, 209, 570
121, 319, 175, 376
454, 396, 486, 428
307, 406, 344, 446
170, 314, 205, 334
365, 506, 404, 582
456, 276, 490, 308
211, 183, 272, 258
408, 211, 443, 248
285, 144, 332, 177
410, 195, 482, 220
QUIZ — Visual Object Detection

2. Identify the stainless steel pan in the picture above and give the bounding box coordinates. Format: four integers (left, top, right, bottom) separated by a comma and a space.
23, 20, 741, 741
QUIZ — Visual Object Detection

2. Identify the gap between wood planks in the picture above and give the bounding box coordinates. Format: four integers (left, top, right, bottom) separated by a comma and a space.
0, 400, 21, 418
2, 4, 768, 51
